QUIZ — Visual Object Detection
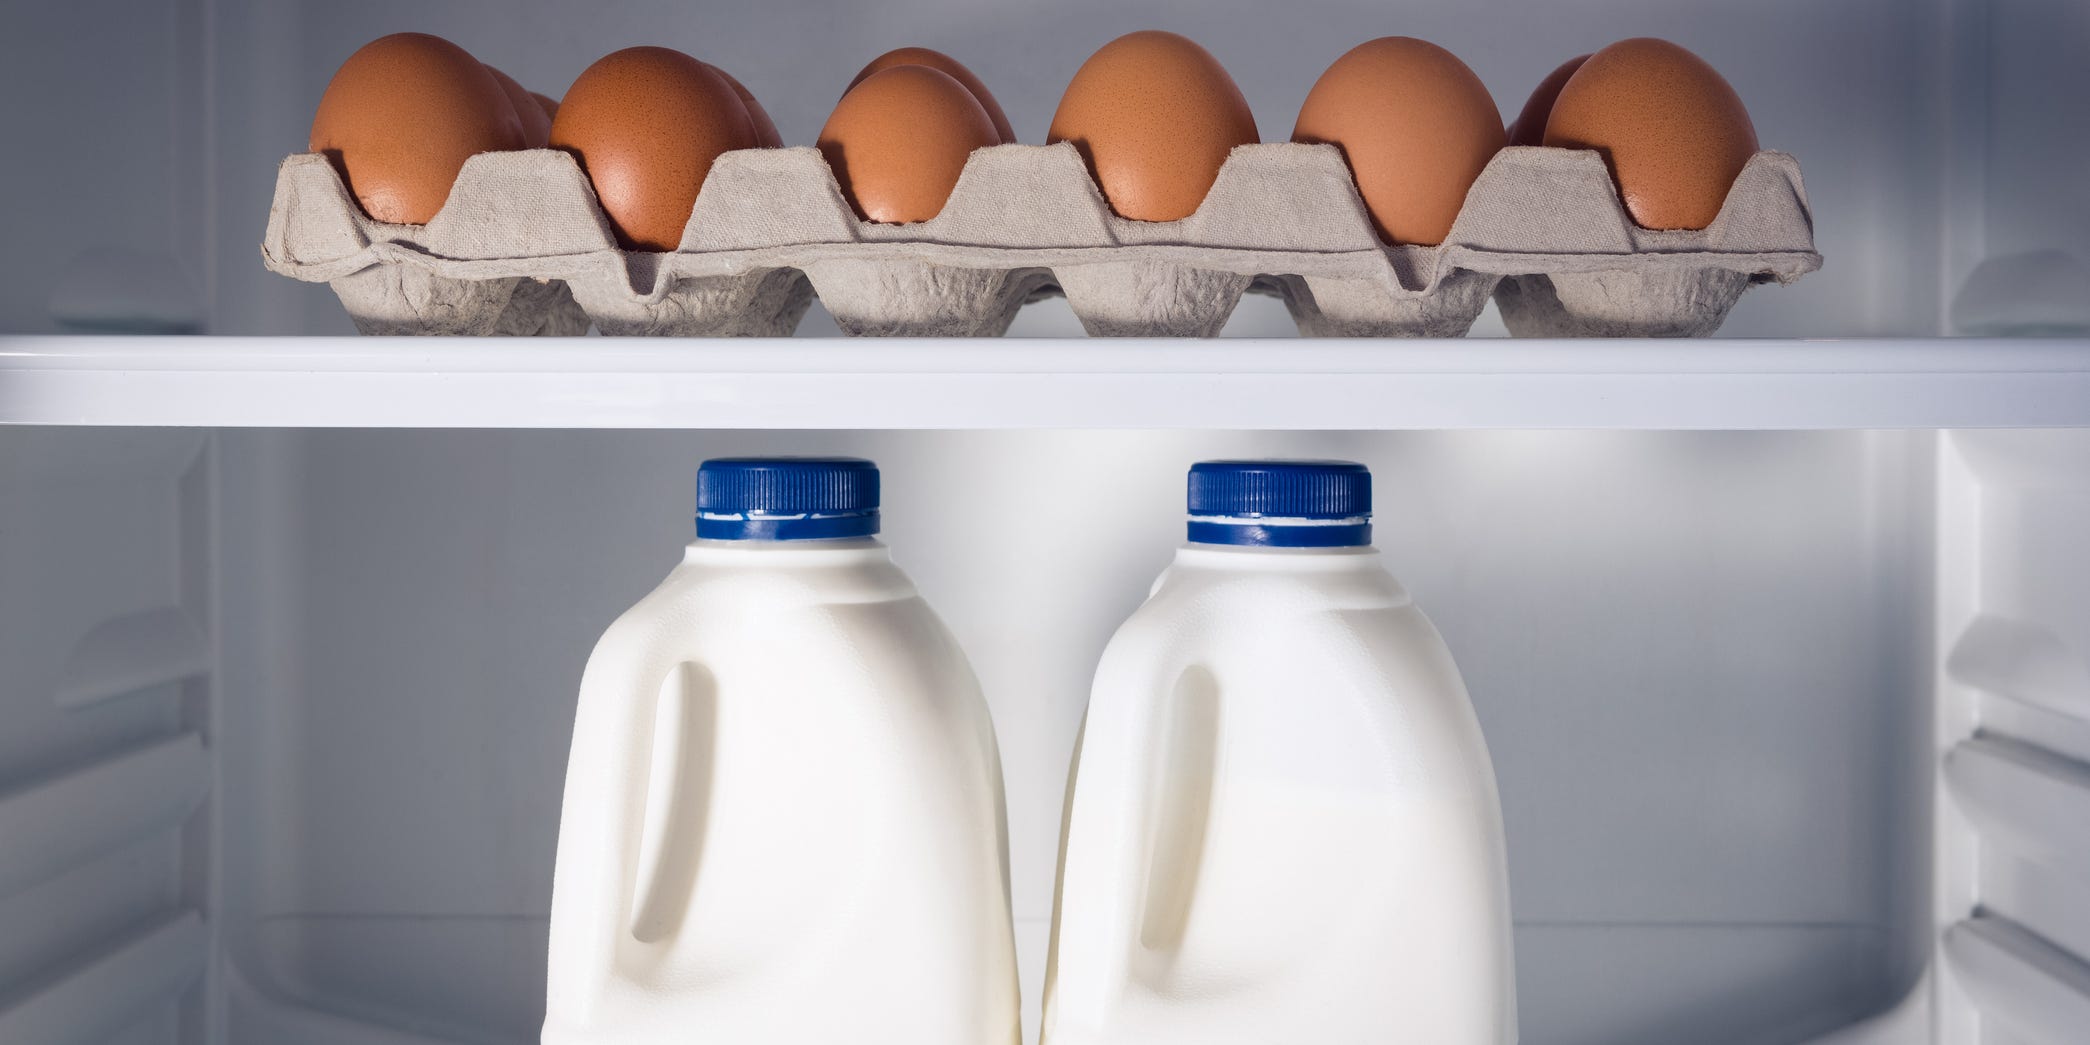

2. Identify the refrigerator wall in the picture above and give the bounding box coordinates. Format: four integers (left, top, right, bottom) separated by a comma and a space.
1935, 430, 2090, 1045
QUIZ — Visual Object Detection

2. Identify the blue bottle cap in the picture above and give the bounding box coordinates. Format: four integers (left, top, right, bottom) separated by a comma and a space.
1186, 460, 1371, 548
696, 457, 879, 541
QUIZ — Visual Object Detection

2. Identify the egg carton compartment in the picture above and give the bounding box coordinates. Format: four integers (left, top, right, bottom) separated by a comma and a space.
1478, 149, 1822, 337
262, 142, 1819, 338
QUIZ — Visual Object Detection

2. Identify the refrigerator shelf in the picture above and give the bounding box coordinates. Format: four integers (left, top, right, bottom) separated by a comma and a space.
2, 336, 2089, 430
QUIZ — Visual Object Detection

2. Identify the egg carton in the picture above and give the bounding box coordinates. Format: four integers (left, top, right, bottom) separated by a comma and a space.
261, 141, 1819, 338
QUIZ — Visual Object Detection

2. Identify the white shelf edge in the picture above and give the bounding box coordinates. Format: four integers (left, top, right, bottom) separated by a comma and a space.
0, 733, 211, 897
1943, 735, 2090, 876
55, 606, 210, 709
1943, 916, 2090, 1044
3, 336, 2089, 429
0, 910, 206, 1042
1946, 614, 2090, 721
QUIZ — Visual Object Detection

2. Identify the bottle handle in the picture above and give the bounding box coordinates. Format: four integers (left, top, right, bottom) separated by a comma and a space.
545, 610, 709, 1017
1050, 659, 1221, 1024
1128, 665, 1220, 965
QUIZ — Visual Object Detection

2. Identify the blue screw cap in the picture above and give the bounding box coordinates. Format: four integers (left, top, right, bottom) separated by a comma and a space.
696, 457, 879, 541
1186, 460, 1371, 547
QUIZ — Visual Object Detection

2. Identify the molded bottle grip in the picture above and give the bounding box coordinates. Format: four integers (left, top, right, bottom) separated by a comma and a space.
546, 611, 715, 1024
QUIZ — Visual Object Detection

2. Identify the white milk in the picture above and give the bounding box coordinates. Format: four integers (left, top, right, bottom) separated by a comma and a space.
543, 458, 1019, 1045
1043, 460, 1515, 1045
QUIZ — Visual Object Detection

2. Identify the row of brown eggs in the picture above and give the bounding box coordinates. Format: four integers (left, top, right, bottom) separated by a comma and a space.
310, 32, 1759, 252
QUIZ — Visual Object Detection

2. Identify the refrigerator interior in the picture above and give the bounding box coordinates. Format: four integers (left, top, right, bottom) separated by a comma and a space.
8, 425, 2090, 1045
2, 1, 2089, 1045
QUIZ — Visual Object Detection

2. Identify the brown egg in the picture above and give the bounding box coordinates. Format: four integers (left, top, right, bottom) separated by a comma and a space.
1048, 31, 1259, 222
1292, 37, 1504, 246
485, 65, 551, 147
846, 47, 1016, 144
548, 47, 759, 251
1543, 38, 1758, 230
708, 65, 783, 147
530, 92, 559, 121
1505, 54, 1588, 147
309, 33, 526, 225
819, 66, 999, 223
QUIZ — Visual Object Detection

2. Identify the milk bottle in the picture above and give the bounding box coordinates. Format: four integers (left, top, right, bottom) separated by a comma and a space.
544, 457, 1020, 1045
1042, 459, 1515, 1045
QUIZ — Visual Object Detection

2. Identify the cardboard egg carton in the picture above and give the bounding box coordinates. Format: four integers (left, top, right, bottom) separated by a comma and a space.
261, 142, 1819, 338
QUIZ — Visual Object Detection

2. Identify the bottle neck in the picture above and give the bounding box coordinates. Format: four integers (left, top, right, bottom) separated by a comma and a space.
1175, 540, 1379, 571
683, 535, 889, 564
